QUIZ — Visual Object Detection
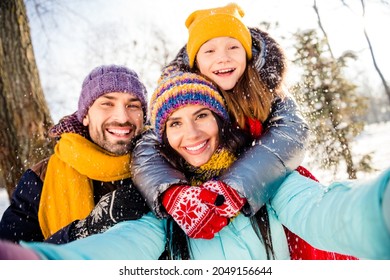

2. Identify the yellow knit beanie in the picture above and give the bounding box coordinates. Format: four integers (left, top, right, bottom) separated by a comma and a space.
185, 3, 252, 68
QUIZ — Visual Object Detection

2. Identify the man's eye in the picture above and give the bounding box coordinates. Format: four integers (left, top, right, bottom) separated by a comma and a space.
127, 104, 141, 109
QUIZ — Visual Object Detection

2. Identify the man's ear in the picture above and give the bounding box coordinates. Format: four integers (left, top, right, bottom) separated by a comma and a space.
82, 115, 89, 126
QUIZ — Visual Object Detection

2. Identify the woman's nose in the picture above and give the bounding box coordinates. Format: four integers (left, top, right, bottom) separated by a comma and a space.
184, 121, 201, 139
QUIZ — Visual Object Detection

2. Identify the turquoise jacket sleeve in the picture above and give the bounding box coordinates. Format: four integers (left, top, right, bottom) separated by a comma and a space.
21, 212, 166, 260
271, 169, 390, 260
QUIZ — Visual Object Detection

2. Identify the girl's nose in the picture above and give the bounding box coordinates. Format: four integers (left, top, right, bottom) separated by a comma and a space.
216, 50, 230, 63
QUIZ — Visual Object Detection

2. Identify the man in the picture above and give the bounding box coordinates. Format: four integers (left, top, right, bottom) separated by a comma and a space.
0, 65, 150, 244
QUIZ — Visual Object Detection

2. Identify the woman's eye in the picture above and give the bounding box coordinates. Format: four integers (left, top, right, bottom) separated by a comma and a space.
196, 113, 208, 119
168, 121, 180, 128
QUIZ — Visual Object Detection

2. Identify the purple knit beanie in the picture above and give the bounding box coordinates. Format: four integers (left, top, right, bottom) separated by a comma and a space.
77, 65, 148, 122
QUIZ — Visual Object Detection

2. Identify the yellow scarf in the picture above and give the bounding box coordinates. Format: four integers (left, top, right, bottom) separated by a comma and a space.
187, 148, 236, 186
38, 133, 131, 238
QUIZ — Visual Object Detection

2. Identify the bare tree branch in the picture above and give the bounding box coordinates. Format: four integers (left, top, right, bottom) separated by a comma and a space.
359, 0, 390, 105
313, 0, 334, 58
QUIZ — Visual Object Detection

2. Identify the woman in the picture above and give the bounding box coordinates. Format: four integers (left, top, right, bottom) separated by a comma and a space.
149, 72, 390, 259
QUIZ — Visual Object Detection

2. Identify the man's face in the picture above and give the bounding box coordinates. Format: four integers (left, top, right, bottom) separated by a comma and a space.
82, 92, 144, 155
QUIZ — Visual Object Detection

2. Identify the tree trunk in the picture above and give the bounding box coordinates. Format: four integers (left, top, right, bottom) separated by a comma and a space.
0, 0, 54, 200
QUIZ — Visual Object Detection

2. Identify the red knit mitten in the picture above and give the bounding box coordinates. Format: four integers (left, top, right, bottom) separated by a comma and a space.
162, 185, 228, 239
200, 180, 247, 218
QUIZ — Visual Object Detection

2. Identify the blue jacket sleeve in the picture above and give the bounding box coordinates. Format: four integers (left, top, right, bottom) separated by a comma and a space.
21, 212, 166, 260
0, 169, 44, 242
271, 169, 390, 260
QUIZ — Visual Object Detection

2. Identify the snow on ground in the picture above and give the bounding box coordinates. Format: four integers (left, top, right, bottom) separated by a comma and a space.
0, 121, 389, 217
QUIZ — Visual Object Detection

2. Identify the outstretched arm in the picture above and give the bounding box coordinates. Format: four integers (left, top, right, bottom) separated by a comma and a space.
271, 169, 390, 260
22, 212, 166, 260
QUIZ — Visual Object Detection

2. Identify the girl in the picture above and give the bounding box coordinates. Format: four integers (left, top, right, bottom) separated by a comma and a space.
3, 72, 388, 260
132, 3, 306, 225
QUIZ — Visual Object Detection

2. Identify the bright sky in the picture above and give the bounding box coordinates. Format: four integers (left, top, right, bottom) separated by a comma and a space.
27, 0, 390, 123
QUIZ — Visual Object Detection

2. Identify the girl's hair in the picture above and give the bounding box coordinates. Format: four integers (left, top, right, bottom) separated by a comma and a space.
198, 62, 286, 130
158, 113, 275, 260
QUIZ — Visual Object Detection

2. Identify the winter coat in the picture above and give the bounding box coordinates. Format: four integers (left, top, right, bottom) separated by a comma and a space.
23, 168, 390, 260
0, 158, 145, 244
132, 27, 309, 217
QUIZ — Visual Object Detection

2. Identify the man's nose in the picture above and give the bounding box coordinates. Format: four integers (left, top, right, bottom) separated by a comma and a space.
112, 105, 131, 122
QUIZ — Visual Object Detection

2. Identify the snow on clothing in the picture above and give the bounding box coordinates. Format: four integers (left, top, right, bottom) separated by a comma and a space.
22, 167, 390, 260
0, 133, 148, 243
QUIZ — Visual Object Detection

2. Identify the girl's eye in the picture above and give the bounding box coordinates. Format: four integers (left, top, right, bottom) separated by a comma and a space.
204, 49, 214, 54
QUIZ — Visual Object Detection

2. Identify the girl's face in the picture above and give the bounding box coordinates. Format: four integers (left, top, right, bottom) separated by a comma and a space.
165, 104, 219, 167
196, 37, 247, 91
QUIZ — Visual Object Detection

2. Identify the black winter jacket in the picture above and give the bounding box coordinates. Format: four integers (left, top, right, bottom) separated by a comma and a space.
0, 158, 146, 244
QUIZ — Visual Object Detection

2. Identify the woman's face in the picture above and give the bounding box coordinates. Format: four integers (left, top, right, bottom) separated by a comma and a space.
196, 36, 247, 91
165, 104, 219, 167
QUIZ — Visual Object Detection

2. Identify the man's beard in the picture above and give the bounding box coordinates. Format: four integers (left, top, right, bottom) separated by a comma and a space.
101, 139, 132, 156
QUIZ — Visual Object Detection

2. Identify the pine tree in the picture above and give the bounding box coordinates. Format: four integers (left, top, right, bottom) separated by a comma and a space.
290, 29, 372, 179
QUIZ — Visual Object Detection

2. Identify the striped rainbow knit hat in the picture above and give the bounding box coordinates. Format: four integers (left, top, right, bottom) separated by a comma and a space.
150, 72, 229, 142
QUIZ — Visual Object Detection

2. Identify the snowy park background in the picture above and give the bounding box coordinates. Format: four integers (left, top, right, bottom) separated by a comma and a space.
0, 0, 389, 218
